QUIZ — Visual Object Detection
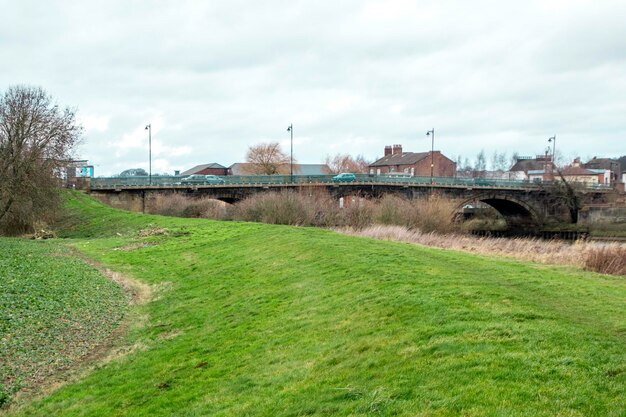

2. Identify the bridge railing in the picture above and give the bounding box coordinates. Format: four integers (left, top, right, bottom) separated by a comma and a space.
89, 175, 611, 190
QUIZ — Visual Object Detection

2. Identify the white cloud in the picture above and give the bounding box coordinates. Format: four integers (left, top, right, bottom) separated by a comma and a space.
79, 115, 109, 132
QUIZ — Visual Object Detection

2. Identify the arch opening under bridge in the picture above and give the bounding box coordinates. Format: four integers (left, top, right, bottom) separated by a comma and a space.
457, 196, 541, 229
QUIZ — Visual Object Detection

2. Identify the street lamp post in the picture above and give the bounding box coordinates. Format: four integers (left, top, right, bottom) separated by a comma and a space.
426, 129, 435, 185
548, 135, 556, 178
287, 124, 293, 183
145, 124, 152, 185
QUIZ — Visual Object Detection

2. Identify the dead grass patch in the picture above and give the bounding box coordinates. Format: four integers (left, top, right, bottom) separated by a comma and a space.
137, 226, 169, 237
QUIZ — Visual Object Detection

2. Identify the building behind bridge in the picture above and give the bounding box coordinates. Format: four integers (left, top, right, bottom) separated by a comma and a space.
582, 157, 621, 184
180, 163, 229, 176
180, 162, 331, 176
368, 144, 456, 177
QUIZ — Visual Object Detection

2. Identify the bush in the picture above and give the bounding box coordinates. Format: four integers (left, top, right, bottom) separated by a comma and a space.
374, 195, 406, 226
584, 246, 626, 276
233, 192, 315, 226
371, 194, 459, 234
149, 190, 461, 234
151, 194, 229, 220
341, 198, 374, 230
410, 196, 459, 234
152, 193, 189, 217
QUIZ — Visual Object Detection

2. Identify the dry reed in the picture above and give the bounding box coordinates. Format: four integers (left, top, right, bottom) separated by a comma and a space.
151, 194, 229, 220
337, 224, 626, 276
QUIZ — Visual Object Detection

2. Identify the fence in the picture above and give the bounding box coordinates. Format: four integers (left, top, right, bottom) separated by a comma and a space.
89, 174, 611, 190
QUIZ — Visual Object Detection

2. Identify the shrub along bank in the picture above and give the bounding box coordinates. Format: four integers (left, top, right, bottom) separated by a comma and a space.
149, 191, 461, 233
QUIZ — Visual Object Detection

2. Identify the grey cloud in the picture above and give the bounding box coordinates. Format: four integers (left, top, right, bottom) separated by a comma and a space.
1, 0, 625, 176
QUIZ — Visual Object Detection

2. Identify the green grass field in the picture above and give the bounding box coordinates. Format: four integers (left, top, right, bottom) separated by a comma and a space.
0, 238, 127, 407
3, 192, 626, 416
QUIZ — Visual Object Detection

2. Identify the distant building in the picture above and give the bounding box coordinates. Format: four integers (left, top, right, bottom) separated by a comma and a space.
180, 163, 228, 176
61, 160, 93, 189
368, 144, 456, 177
509, 155, 554, 180
525, 158, 611, 186
562, 159, 611, 186
582, 157, 621, 183
457, 169, 519, 180
527, 170, 545, 182
181, 162, 331, 176
228, 163, 330, 176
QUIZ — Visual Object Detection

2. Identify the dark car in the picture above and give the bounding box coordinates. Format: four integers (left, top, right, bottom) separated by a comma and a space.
332, 173, 356, 183
181, 175, 225, 185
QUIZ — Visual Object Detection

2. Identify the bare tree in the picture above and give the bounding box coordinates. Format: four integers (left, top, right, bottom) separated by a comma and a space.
0, 86, 82, 235
245, 142, 293, 175
474, 150, 487, 177
325, 153, 369, 174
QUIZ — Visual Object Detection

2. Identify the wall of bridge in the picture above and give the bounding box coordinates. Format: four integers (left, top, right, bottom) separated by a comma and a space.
89, 183, 616, 228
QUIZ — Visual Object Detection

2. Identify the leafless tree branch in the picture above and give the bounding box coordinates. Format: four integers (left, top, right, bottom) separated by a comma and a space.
0, 86, 82, 234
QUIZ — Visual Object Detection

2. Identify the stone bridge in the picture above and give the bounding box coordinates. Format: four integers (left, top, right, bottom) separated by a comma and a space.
88, 181, 613, 230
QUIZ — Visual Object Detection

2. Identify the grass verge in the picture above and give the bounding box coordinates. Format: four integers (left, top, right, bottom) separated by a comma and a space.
4, 192, 626, 416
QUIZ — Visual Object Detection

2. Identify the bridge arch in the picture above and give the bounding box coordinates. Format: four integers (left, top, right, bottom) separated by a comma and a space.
457, 195, 541, 228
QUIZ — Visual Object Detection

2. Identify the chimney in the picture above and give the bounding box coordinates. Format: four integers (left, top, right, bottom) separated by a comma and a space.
384, 145, 392, 156
392, 144, 403, 155
572, 157, 581, 168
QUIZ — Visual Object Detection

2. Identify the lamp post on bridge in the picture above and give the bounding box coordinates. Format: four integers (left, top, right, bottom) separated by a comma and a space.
287, 123, 293, 183
548, 135, 556, 179
426, 128, 435, 185
145, 124, 152, 185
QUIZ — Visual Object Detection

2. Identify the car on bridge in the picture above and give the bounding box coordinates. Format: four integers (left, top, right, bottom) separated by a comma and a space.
180, 175, 225, 185
332, 173, 356, 183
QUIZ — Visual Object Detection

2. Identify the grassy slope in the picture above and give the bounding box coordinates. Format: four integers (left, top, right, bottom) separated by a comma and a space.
7, 192, 626, 416
0, 238, 127, 406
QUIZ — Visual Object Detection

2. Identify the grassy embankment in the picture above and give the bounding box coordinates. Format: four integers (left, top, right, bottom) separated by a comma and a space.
4, 192, 626, 416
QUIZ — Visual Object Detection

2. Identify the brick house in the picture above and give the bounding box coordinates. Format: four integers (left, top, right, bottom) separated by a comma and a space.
562, 158, 611, 186
368, 144, 456, 177
582, 157, 621, 183
509, 155, 554, 180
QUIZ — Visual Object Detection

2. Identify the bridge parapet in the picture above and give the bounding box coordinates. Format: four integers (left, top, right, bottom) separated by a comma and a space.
90, 174, 613, 191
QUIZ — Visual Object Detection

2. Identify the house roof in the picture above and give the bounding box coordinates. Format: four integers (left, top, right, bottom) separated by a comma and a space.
296, 164, 332, 175
180, 163, 227, 176
587, 169, 608, 174
561, 166, 596, 176
510, 159, 551, 172
228, 163, 331, 176
369, 152, 430, 167
583, 157, 620, 172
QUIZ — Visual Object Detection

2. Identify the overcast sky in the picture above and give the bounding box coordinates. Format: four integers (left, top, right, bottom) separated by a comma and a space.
1, 0, 625, 176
